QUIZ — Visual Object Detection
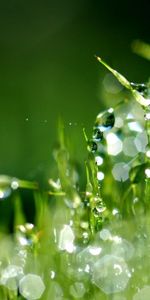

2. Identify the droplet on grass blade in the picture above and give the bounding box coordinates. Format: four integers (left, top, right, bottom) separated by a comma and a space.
95, 108, 115, 132
92, 255, 131, 294
19, 274, 45, 300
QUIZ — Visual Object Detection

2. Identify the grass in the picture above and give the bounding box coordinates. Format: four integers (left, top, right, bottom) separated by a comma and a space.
0, 46, 150, 299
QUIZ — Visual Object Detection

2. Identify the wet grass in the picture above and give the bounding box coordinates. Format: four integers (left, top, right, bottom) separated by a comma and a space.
0, 52, 150, 299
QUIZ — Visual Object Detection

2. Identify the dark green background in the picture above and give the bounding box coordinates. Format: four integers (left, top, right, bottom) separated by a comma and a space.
0, 0, 149, 180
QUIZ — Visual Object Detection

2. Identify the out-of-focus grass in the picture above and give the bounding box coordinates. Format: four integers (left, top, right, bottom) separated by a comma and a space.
0, 55, 150, 299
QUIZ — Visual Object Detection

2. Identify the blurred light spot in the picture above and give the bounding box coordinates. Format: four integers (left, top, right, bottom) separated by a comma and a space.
97, 171, 104, 181
128, 122, 142, 132
146, 150, 150, 158
112, 163, 130, 182
70, 282, 86, 299
106, 133, 122, 156
19, 274, 45, 300
58, 225, 75, 253
103, 73, 123, 94
145, 112, 150, 120
89, 246, 102, 256
112, 208, 119, 215
134, 131, 148, 153
100, 229, 111, 241
123, 137, 138, 157
11, 180, 19, 190
95, 156, 103, 166
133, 285, 150, 300
115, 117, 124, 128
0, 265, 23, 291
145, 168, 150, 178
111, 238, 134, 261
50, 271, 55, 279
92, 255, 131, 294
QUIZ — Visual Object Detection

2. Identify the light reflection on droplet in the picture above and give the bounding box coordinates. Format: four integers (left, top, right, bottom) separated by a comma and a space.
0, 188, 11, 200
106, 133, 123, 156
11, 180, 19, 190
144, 112, 150, 120
50, 270, 55, 279
112, 163, 130, 182
128, 121, 142, 132
88, 246, 102, 256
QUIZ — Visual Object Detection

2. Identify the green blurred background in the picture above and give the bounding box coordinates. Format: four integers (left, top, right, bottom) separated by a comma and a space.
0, 0, 149, 181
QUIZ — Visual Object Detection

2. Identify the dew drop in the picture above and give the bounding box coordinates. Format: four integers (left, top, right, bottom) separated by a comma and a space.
87, 140, 97, 153
92, 127, 103, 142
95, 108, 115, 132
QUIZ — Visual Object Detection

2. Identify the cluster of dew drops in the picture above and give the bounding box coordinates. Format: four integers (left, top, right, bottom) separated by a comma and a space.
87, 83, 150, 198
1, 84, 150, 299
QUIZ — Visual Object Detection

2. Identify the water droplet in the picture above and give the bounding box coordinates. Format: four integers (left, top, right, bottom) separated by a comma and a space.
11, 179, 19, 190
92, 255, 131, 294
112, 163, 130, 182
19, 274, 45, 300
87, 140, 97, 153
70, 282, 86, 299
58, 225, 75, 253
25, 117, 29, 122
95, 108, 115, 132
133, 285, 150, 300
92, 127, 103, 141
130, 82, 147, 96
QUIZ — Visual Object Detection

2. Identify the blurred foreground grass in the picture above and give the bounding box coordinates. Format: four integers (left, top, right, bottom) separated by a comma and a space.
0, 47, 150, 299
